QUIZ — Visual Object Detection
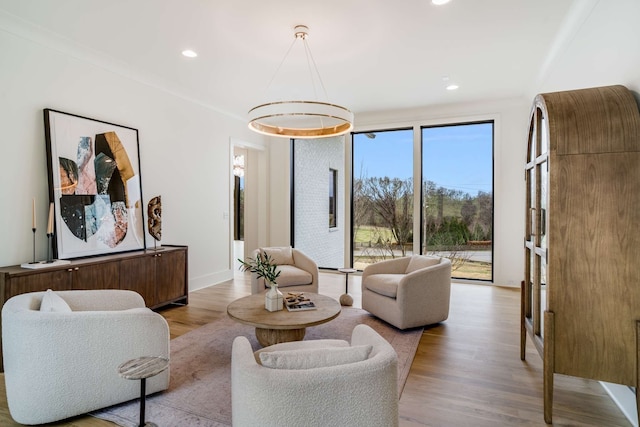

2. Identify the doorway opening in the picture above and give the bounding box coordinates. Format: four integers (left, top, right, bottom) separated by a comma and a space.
233, 149, 245, 270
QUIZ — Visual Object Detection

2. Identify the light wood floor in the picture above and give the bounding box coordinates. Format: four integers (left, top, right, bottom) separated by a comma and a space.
0, 272, 631, 426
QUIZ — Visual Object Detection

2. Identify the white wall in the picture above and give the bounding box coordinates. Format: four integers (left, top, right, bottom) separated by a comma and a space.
267, 139, 291, 247
532, 0, 640, 97
0, 20, 267, 291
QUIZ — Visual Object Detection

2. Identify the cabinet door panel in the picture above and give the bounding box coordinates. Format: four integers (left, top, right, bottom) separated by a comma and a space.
120, 257, 156, 307
72, 263, 119, 290
155, 251, 187, 303
10, 270, 73, 297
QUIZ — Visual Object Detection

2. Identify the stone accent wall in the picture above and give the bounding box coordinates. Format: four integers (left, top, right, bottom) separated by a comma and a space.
293, 137, 345, 268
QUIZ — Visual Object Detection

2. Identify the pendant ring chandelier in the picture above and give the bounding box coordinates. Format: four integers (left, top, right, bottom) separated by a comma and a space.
248, 25, 354, 139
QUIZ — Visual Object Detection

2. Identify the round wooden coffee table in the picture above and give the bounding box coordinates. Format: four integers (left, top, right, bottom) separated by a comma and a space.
227, 292, 341, 347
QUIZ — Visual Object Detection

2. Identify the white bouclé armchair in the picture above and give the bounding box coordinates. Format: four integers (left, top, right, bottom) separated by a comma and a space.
362, 255, 452, 330
250, 246, 319, 294
231, 324, 399, 427
2, 289, 170, 425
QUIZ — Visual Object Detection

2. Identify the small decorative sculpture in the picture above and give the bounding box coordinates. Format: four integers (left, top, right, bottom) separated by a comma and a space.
147, 196, 162, 249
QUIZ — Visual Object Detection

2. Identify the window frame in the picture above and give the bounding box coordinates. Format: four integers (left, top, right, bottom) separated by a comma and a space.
347, 120, 494, 281
420, 120, 494, 282
329, 168, 338, 229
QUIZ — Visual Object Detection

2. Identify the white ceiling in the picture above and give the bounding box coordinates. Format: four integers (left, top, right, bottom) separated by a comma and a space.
0, 0, 577, 121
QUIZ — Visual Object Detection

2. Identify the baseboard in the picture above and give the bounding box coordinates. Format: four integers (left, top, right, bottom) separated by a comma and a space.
601, 381, 637, 427
189, 269, 234, 292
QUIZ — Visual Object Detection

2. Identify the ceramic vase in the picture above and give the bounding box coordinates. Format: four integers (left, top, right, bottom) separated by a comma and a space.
265, 283, 283, 312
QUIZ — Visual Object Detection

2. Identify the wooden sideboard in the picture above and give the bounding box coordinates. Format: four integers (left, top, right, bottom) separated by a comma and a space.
0, 245, 188, 309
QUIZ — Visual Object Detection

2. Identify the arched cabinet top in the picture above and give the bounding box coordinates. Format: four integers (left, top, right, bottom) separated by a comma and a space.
528, 85, 640, 158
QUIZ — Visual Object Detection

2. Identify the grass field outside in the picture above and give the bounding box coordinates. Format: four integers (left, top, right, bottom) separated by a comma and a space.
451, 260, 492, 280
354, 225, 396, 245
353, 225, 492, 280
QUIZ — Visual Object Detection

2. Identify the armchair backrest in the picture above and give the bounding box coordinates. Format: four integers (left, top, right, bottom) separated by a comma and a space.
405, 255, 442, 273
362, 255, 450, 281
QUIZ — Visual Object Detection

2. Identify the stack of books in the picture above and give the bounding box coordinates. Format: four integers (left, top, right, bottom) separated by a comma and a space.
284, 292, 317, 311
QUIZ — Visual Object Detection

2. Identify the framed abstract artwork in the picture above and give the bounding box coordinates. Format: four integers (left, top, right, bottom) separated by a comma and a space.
44, 109, 146, 259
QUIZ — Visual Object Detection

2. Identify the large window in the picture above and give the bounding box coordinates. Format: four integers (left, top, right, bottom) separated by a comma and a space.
349, 122, 493, 280
352, 129, 414, 270
422, 122, 493, 281
291, 121, 493, 279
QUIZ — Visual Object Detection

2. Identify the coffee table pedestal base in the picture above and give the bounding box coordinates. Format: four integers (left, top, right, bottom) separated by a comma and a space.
256, 327, 306, 347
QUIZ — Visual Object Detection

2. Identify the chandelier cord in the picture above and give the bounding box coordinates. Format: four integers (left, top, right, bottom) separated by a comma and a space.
260, 29, 331, 105
261, 37, 298, 99
302, 38, 318, 101
302, 38, 325, 128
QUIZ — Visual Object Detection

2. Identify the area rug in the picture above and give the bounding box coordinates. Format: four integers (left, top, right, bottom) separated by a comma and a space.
91, 307, 423, 427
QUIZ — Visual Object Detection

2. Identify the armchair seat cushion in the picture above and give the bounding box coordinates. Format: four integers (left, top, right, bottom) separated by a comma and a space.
364, 274, 404, 298
259, 345, 373, 370
274, 265, 313, 288
253, 339, 349, 364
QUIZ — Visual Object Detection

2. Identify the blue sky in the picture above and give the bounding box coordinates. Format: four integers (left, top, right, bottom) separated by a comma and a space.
353, 122, 493, 195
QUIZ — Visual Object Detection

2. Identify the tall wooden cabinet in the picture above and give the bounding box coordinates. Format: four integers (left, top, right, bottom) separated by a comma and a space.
521, 85, 640, 423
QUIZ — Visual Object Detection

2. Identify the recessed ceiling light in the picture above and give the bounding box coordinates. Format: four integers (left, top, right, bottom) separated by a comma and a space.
182, 50, 198, 58
432, 0, 451, 5
446, 84, 459, 91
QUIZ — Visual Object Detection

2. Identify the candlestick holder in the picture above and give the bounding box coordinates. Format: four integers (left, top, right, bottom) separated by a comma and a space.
46, 233, 54, 263
29, 228, 37, 264
20, 229, 70, 270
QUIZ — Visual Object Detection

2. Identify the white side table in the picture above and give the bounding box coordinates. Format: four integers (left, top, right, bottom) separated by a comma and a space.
338, 268, 357, 306
118, 356, 169, 427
